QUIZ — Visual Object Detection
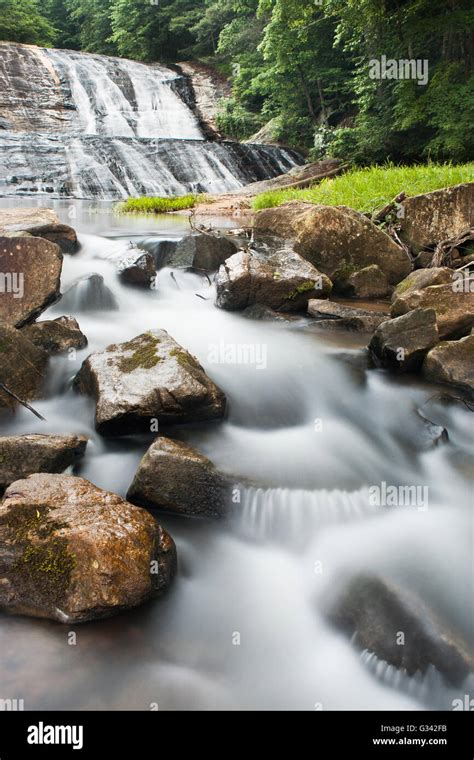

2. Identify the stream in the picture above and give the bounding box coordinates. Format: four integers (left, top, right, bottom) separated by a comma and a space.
0, 200, 472, 711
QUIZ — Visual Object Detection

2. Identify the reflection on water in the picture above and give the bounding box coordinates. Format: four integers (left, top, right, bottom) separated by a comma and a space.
0, 201, 472, 710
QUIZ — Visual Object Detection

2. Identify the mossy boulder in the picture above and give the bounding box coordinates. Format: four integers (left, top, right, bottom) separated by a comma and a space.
21, 316, 87, 354
334, 264, 391, 299
74, 330, 226, 435
0, 434, 88, 492
215, 248, 332, 312
423, 334, 474, 395
369, 308, 439, 373
392, 268, 453, 302
391, 284, 474, 339
127, 437, 232, 518
0, 322, 49, 414
0, 236, 62, 328
0, 474, 177, 623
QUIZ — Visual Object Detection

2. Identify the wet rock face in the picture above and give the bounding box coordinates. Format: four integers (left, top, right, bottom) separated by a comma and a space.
391, 285, 474, 340
127, 437, 231, 518
60, 273, 118, 312
0, 323, 49, 413
0, 474, 177, 623
117, 250, 157, 288
335, 264, 391, 299
166, 233, 238, 272
74, 330, 226, 436
0, 236, 62, 328
21, 317, 88, 354
0, 435, 88, 491
369, 309, 439, 373
215, 248, 332, 312
308, 300, 388, 332
398, 183, 474, 252
254, 202, 412, 286
328, 574, 474, 686
423, 334, 474, 395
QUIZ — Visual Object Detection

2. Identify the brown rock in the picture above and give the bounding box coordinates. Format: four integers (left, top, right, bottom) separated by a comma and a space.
398, 183, 474, 252
336, 264, 391, 299
21, 317, 87, 354
0, 236, 62, 327
391, 284, 474, 339
0, 208, 78, 253
392, 268, 453, 301
0, 434, 88, 491
117, 251, 157, 287
423, 334, 474, 395
0, 322, 49, 413
308, 299, 388, 332
369, 309, 439, 373
0, 474, 177, 623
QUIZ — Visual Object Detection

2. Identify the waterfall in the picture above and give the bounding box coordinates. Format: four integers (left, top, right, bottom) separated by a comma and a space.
0, 43, 303, 199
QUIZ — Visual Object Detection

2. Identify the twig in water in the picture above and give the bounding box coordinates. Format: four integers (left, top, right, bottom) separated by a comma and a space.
195, 293, 209, 301
0, 382, 46, 420
170, 271, 180, 289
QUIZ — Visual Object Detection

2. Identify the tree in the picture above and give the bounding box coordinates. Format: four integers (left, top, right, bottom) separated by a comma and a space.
0, 0, 56, 45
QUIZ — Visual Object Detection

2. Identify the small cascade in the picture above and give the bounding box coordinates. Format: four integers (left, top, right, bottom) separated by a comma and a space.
59, 273, 119, 312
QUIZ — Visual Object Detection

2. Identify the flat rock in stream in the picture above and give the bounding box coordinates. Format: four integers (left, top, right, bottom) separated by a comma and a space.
369, 309, 439, 372
0, 208, 78, 253
327, 574, 474, 686
0, 434, 88, 491
127, 437, 231, 518
215, 248, 332, 312
74, 330, 226, 435
0, 323, 49, 414
0, 474, 177, 623
0, 236, 62, 327
21, 316, 88, 354
308, 300, 388, 332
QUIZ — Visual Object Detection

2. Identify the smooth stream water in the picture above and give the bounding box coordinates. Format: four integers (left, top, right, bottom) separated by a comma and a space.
0, 201, 472, 711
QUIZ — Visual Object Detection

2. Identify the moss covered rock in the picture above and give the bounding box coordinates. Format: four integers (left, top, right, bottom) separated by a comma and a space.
21, 316, 87, 354
0, 474, 177, 623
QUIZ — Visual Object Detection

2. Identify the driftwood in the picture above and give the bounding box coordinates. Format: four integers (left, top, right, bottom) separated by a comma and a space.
0, 382, 46, 420
272, 163, 348, 193
430, 228, 474, 268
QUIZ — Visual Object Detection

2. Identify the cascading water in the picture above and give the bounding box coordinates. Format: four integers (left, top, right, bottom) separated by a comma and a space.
0, 200, 472, 711
0, 43, 302, 199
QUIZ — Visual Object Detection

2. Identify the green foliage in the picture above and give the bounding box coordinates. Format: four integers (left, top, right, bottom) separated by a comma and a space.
0, 0, 56, 45
253, 162, 474, 213
117, 194, 202, 213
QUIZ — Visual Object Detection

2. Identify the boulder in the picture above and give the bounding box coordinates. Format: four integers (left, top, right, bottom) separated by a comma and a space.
74, 330, 226, 435
392, 268, 453, 301
0, 434, 88, 491
0, 474, 177, 623
167, 233, 238, 272
335, 264, 391, 299
327, 574, 474, 686
398, 183, 474, 253
0, 208, 78, 253
308, 300, 388, 332
215, 248, 332, 312
0, 323, 49, 413
254, 203, 412, 285
369, 309, 439, 373
60, 273, 118, 312
391, 285, 474, 339
127, 437, 231, 518
0, 236, 62, 327
21, 316, 87, 354
117, 250, 156, 288
423, 334, 474, 395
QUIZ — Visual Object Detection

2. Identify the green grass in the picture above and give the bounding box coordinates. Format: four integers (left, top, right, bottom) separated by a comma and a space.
252, 162, 474, 215
117, 194, 204, 214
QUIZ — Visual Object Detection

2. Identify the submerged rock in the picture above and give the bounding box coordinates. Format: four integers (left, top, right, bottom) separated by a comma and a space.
0, 323, 49, 413
398, 183, 474, 253
215, 248, 332, 312
0, 236, 62, 327
391, 285, 474, 339
308, 300, 388, 332
423, 334, 474, 395
328, 574, 474, 686
117, 250, 156, 288
369, 309, 439, 372
21, 316, 87, 354
254, 202, 412, 286
0, 474, 177, 623
0, 434, 88, 491
60, 273, 118, 312
127, 437, 231, 518
74, 330, 226, 435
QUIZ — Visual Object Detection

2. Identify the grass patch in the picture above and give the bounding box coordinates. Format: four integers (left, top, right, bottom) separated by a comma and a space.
253, 162, 474, 215
117, 194, 204, 214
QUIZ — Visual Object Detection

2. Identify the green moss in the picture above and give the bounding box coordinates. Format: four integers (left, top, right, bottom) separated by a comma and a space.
169, 347, 199, 369
118, 333, 161, 373
286, 280, 316, 300
333, 262, 357, 281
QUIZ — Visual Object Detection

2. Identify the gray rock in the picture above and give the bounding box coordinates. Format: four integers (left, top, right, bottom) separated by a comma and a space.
369, 309, 439, 373
117, 250, 156, 288
127, 437, 231, 518
169, 233, 238, 272
391, 284, 474, 339
0, 474, 177, 623
216, 248, 332, 312
308, 299, 388, 332
392, 268, 453, 301
60, 273, 118, 312
0, 434, 88, 491
21, 316, 87, 354
423, 334, 474, 395
74, 330, 226, 435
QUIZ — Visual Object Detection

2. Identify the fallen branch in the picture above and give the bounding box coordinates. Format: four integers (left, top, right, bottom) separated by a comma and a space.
0, 382, 46, 420
430, 227, 474, 268
270, 163, 348, 193
372, 192, 406, 224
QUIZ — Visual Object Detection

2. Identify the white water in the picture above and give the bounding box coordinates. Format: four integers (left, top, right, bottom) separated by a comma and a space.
0, 201, 472, 710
